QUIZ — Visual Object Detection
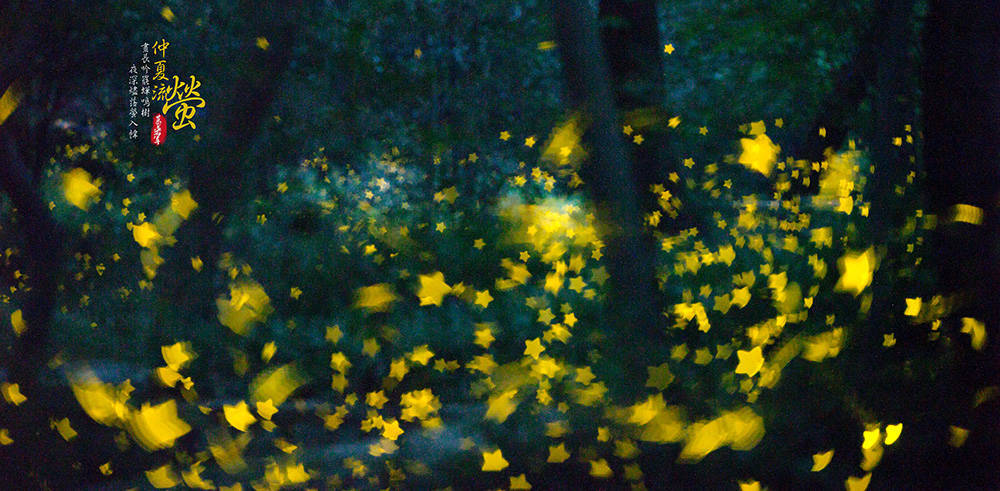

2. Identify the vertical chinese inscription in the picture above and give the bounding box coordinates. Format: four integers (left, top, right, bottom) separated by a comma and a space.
128, 63, 138, 139
140, 42, 150, 118
150, 38, 205, 131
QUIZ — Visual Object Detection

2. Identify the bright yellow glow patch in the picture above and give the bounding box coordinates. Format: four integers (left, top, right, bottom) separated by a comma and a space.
548, 443, 570, 463
811, 449, 834, 471
217, 280, 271, 335
251, 363, 306, 407
132, 222, 162, 248
481, 449, 509, 471
542, 114, 586, 167
127, 400, 191, 451
161, 342, 194, 371
835, 248, 877, 296
10, 309, 25, 335
884, 423, 902, 445
589, 459, 613, 478
160, 6, 175, 22
62, 168, 102, 210
862, 427, 880, 449
1, 382, 26, 405
949, 426, 969, 447
735, 347, 764, 377
678, 408, 764, 462
961, 317, 987, 351
69, 370, 132, 426
949, 204, 983, 225
146, 464, 180, 488
354, 283, 398, 312
223, 401, 257, 432
0, 81, 23, 125
417, 272, 451, 306
52, 417, 77, 441
170, 190, 199, 219
845, 473, 872, 491
738, 133, 780, 176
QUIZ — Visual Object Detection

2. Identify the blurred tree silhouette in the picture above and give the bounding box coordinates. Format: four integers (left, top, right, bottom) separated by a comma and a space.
1, 0, 999, 489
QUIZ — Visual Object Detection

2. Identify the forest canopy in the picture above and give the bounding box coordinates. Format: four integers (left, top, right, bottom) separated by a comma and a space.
1, 0, 998, 489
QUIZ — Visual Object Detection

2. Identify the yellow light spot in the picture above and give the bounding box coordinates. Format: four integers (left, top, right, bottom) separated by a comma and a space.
256, 37, 270, 50
663, 43, 675, 54
10, 309, 26, 335
524, 338, 545, 360
1, 382, 27, 405
485, 389, 519, 423
52, 417, 77, 441
128, 400, 191, 450
146, 464, 180, 489
589, 458, 613, 478
738, 133, 780, 176
170, 190, 198, 219
646, 363, 674, 390
811, 449, 834, 471
131, 222, 162, 248
679, 408, 764, 462
354, 283, 397, 312
62, 168, 102, 210
223, 401, 257, 432
949, 425, 969, 447
845, 473, 872, 491
884, 423, 902, 445
474, 325, 495, 348
434, 186, 459, 203
161, 342, 194, 371
547, 443, 570, 463
835, 248, 877, 296
862, 427, 880, 449
382, 418, 404, 440
160, 6, 175, 22
408, 345, 434, 365
961, 317, 987, 351
256, 399, 278, 420
261, 341, 277, 362
362, 337, 380, 357
735, 347, 764, 377
417, 271, 451, 306
949, 203, 983, 225
250, 363, 306, 406
510, 474, 532, 490
537, 41, 557, 51
0, 81, 23, 126
481, 448, 509, 471
216, 280, 271, 335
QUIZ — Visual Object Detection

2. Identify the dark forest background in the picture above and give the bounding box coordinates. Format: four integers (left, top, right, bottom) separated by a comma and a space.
1, 0, 999, 489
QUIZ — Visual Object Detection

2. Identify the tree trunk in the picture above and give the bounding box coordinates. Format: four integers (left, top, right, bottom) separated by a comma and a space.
161, 1, 300, 325
550, 0, 661, 399
917, 0, 1000, 486
789, 0, 915, 196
